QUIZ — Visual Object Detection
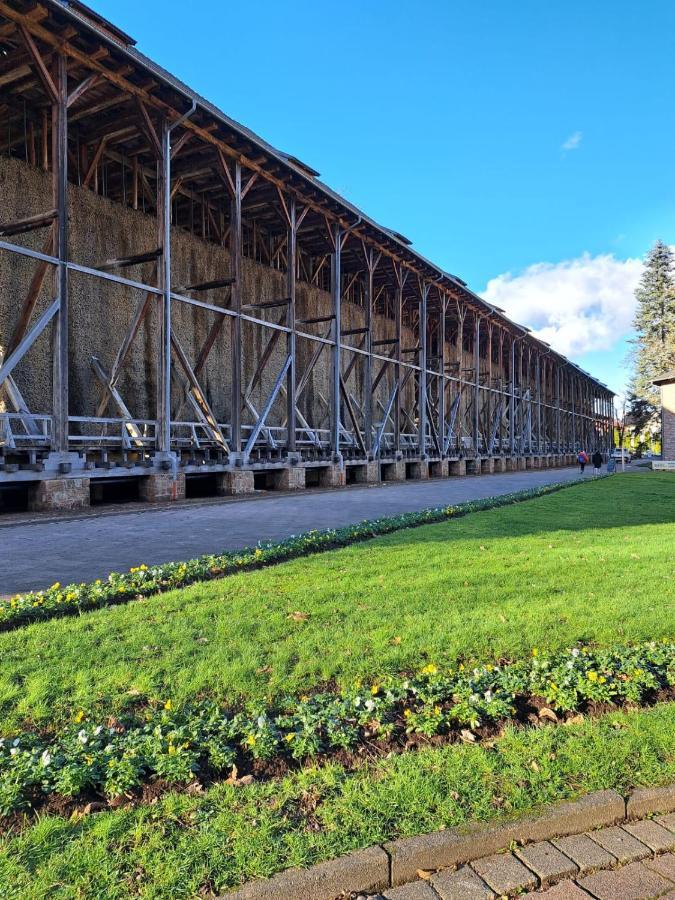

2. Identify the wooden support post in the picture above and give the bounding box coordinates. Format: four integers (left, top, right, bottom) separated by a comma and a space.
330, 223, 341, 454
286, 196, 297, 452
230, 162, 242, 453
394, 267, 404, 453
52, 52, 68, 453
418, 282, 428, 457
438, 292, 446, 455
155, 118, 171, 452
473, 313, 480, 455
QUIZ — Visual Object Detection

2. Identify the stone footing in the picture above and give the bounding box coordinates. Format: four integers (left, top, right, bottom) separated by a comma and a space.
318, 464, 346, 488
381, 461, 406, 482
449, 459, 466, 476
350, 462, 380, 484
481, 457, 495, 474
276, 467, 305, 490
28, 477, 90, 512
466, 458, 482, 475
217, 470, 255, 495
428, 460, 447, 479
406, 460, 429, 480
139, 472, 186, 503
495, 457, 508, 473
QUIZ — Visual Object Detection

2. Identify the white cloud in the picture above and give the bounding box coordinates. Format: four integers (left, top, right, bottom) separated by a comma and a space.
482, 252, 643, 357
561, 131, 583, 151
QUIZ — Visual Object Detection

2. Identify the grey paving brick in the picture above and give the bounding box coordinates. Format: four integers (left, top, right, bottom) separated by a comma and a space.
515, 841, 578, 887
578, 860, 673, 900
523, 881, 592, 898
624, 820, 675, 853
431, 865, 495, 899
644, 852, 675, 883
588, 826, 651, 864
552, 833, 617, 875
471, 852, 538, 895
658, 814, 675, 834
384, 880, 440, 900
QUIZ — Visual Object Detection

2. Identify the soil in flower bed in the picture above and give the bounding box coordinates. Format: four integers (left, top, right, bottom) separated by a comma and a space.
4, 687, 675, 834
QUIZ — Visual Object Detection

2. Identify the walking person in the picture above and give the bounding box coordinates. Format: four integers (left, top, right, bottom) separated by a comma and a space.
577, 449, 589, 473
591, 449, 603, 475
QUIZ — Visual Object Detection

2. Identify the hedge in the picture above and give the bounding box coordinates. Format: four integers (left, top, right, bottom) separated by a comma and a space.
0, 477, 602, 633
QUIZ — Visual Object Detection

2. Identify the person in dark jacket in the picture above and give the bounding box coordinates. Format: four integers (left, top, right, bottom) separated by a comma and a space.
592, 450, 603, 475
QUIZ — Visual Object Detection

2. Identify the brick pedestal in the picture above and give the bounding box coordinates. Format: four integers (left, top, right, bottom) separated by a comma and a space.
406, 460, 429, 480
466, 458, 482, 475
505, 457, 516, 472
525, 456, 534, 469
495, 457, 508, 473
351, 462, 380, 484
277, 467, 305, 490
29, 477, 90, 512
428, 460, 447, 478
449, 459, 466, 476
319, 464, 346, 488
481, 457, 495, 474
140, 472, 186, 503
381, 461, 406, 481
517, 457, 527, 471
217, 470, 255, 495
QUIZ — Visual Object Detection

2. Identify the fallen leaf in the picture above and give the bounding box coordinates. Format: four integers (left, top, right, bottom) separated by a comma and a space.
390, 636, 402, 645
566, 714, 584, 725
538, 707, 558, 722
416, 869, 433, 880
530, 760, 540, 772
287, 611, 309, 622
460, 729, 476, 743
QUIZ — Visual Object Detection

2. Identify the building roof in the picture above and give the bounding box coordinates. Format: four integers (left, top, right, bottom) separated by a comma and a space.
654, 371, 675, 386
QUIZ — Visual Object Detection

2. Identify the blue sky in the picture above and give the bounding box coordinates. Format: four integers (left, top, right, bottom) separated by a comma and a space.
90, 0, 675, 395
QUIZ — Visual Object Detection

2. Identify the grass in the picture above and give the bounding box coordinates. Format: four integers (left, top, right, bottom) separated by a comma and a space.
1, 703, 674, 898
0, 472, 674, 898
0, 473, 672, 732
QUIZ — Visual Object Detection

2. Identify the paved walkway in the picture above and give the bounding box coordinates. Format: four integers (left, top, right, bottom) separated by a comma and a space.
374, 813, 675, 899
1, 466, 598, 596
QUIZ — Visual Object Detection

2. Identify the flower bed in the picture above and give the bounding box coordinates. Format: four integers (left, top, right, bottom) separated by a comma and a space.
1, 637, 672, 819
0, 477, 600, 633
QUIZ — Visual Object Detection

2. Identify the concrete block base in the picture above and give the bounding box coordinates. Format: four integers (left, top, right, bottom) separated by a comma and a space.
140, 472, 186, 503
406, 460, 429, 480
29, 477, 90, 512
449, 459, 466, 476
481, 457, 495, 474
381, 461, 406, 482
277, 466, 305, 490
525, 456, 534, 469
350, 462, 380, 484
318, 463, 346, 488
505, 457, 516, 472
218, 470, 255, 495
495, 457, 508, 473
466, 458, 482, 475
428, 460, 447, 478
517, 457, 527, 471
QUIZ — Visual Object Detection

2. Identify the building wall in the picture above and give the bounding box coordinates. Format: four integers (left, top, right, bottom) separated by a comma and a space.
662, 382, 675, 460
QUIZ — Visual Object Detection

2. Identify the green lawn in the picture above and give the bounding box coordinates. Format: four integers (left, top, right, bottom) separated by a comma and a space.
0, 472, 674, 898
1, 704, 674, 898
0, 473, 672, 732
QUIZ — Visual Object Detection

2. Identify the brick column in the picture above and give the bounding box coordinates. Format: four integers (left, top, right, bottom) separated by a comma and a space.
29, 477, 90, 512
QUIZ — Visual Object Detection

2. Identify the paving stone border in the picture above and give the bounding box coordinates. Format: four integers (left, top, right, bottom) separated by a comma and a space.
221, 784, 675, 899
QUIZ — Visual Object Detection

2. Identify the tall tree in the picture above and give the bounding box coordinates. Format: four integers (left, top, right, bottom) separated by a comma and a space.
629, 240, 675, 408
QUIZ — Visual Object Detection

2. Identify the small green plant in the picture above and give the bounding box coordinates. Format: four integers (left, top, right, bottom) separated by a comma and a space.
1, 636, 673, 818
